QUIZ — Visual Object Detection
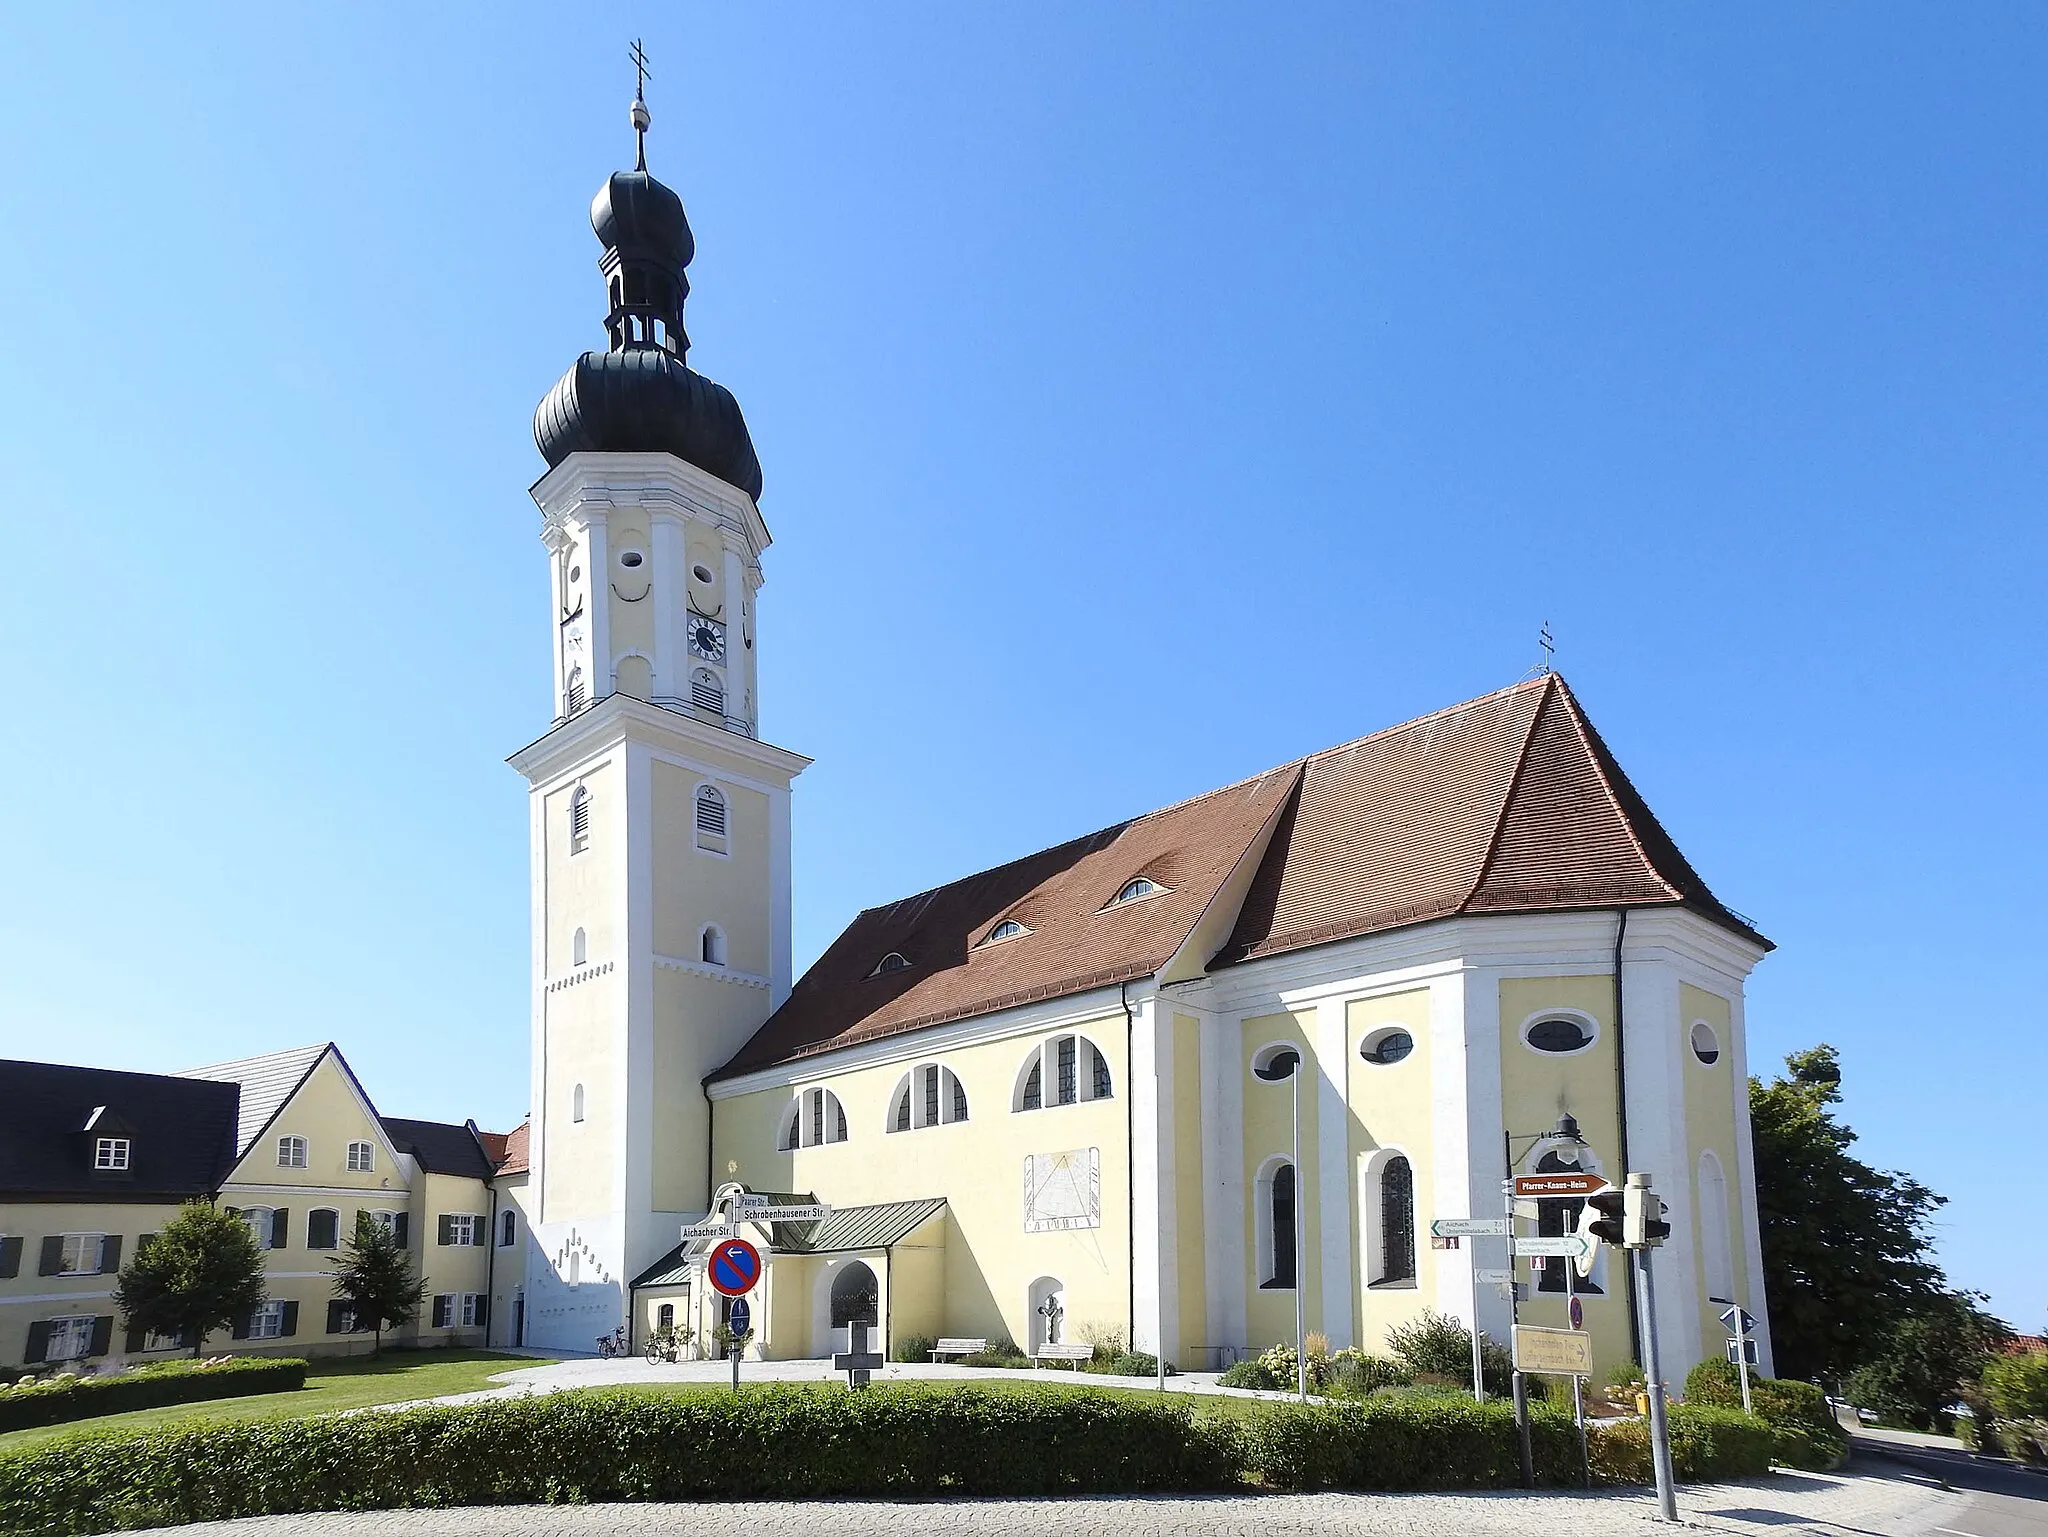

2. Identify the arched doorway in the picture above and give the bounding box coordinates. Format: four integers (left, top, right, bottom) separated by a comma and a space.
1027, 1275, 1066, 1353
827, 1260, 879, 1355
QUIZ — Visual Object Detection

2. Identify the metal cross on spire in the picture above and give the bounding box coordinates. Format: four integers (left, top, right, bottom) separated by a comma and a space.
1539, 621, 1556, 674
629, 38, 653, 171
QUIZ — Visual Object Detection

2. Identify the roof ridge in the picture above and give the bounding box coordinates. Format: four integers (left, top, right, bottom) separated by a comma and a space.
1299, 677, 1553, 768
1544, 678, 1683, 903
177, 1041, 332, 1077
1460, 675, 1556, 911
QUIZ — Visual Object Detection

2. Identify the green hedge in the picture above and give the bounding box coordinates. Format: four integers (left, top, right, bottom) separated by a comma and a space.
0, 1359, 306, 1434
1683, 1357, 1846, 1471
1589, 1404, 1777, 1485
0, 1382, 1784, 1536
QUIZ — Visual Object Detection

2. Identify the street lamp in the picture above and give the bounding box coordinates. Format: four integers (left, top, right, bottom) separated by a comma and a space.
1253, 1045, 1306, 1401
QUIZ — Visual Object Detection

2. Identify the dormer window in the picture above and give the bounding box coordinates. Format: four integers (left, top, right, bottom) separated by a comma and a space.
870, 952, 910, 977
982, 920, 1028, 945
1106, 877, 1162, 907
93, 1137, 130, 1171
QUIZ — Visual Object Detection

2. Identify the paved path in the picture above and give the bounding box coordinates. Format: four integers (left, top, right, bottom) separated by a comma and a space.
1848, 1433, 2048, 1537
140, 1467, 1968, 1536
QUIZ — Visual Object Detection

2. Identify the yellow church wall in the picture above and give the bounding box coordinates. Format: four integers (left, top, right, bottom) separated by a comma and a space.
714, 1012, 1130, 1357
1680, 983, 1748, 1346
1241, 1010, 1319, 1353
605, 512, 655, 661
541, 976, 618, 1221
651, 759, 771, 975
1346, 988, 1437, 1354
543, 754, 622, 976
1172, 1013, 1206, 1361
1496, 975, 1630, 1375
650, 967, 773, 1213
889, 1221, 948, 1351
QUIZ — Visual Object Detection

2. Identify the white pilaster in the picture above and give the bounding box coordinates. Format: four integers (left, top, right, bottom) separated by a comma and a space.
650, 513, 685, 704
1622, 953, 1701, 1378
1314, 996, 1354, 1349
1202, 1009, 1246, 1356
722, 541, 749, 733
583, 513, 611, 701
1726, 984, 1775, 1376
1130, 991, 1170, 1360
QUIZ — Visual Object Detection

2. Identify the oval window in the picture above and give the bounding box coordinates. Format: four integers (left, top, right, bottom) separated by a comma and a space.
1251, 1045, 1301, 1082
692, 564, 715, 584
1690, 1022, 1721, 1066
1526, 1017, 1593, 1054
620, 550, 645, 568
568, 565, 582, 583
1361, 1030, 1414, 1065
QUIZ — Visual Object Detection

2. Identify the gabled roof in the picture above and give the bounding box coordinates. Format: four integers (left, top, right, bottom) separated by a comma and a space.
630, 1196, 948, 1288
0, 1059, 239, 1202
716, 675, 1764, 1079
1215, 675, 1766, 964
382, 1117, 495, 1181
711, 766, 1299, 1078
178, 1043, 333, 1158
480, 1120, 527, 1177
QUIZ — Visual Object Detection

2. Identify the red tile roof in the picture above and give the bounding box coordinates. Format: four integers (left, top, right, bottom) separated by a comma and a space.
485, 1120, 528, 1176
714, 676, 1764, 1079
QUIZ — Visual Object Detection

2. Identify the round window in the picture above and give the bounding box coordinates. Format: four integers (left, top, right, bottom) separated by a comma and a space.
620, 550, 645, 568
1251, 1045, 1301, 1081
1526, 1016, 1593, 1054
692, 563, 715, 584
1360, 1029, 1414, 1065
1690, 1022, 1721, 1066
568, 565, 582, 583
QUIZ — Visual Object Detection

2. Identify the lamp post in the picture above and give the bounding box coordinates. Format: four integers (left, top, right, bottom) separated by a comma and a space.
1254, 1046, 1307, 1401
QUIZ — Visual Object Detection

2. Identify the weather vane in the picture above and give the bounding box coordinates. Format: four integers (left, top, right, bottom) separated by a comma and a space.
1539, 621, 1555, 675
629, 38, 653, 171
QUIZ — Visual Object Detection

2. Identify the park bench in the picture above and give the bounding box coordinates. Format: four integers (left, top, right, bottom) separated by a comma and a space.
1032, 1342, 1094, 1369
929, 1337, 988, 1362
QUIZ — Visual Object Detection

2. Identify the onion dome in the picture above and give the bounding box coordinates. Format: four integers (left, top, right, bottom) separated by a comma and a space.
534, 95, 762, 500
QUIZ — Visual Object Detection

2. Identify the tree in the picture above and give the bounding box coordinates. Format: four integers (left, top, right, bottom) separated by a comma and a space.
1750, 1045, 1960, 1384
114, 1200, 267, 1357
1842, 1289, 2011, 1429
329, 1212, 427, 1354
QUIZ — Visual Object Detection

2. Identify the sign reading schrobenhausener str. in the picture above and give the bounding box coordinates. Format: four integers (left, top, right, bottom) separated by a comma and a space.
506, 60, 1777, 1394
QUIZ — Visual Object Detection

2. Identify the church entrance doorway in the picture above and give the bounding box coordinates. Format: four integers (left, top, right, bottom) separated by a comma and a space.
827, 1260, 879, 1356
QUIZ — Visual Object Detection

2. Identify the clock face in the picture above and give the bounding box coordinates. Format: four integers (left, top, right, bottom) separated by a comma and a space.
688, 615, 727, 663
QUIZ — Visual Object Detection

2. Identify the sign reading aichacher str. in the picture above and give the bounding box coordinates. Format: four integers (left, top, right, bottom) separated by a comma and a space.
708, 1237, 762, 1297
1512, 1324, 1595, 1377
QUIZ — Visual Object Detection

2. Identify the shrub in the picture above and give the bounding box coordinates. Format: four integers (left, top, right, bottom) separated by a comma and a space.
1589, 1404, 1776, 1484
1385, 1310, 1510, 1397
1682, 1357, 1846, 1470
1219, 1358, 1277, 1391
1983, 1349, 2048, 1422
0, 1357, 306, 1434
1235, 1395, 1579, 1490
892, 1334, 936, 1364
1102, 1352, 1176, 1378
1324, 1352, 1412, 1399
958, 1337, 1029, 1369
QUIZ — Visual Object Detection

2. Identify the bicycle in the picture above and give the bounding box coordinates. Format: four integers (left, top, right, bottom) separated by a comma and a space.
595, 1325, 629, 1358
644, 1326, 693, 1364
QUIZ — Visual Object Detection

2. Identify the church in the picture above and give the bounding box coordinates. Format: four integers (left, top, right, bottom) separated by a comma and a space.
507, 93, 1776, 1386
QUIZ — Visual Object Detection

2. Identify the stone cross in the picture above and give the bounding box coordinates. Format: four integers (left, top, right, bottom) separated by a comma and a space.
834, 1319, 884, 1388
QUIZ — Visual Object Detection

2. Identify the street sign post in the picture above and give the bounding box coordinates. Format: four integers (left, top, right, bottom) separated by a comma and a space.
1513, 1234, 1594, 1261
1511, 1171, 1610, 1200
1431, 1217, 1513, 1238
1719, 1305, 1757, 1415
680, 1220, 735, 1241
735, 1203, 832, 1223
1569, 1295, 1584, 1331
1475, 1268, 1515, 1285
1511, 1324, 1595, 1377
834, 1319, 885, 1388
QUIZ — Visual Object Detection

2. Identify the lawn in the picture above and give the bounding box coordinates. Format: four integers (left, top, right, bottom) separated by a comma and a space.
0, 1349, 549, 1454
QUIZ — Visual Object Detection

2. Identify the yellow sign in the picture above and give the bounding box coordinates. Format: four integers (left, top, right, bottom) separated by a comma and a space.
1512, 1324, 1595, 1377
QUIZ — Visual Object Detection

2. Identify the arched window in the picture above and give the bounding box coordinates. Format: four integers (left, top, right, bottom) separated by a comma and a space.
888, 1064, 968, 1132
657, 1302, 675, 1331
571, 1083, 585, 1124
571, 927, 587, 967
694, 784, 728, 853
983, 919, 1028, 944
870, 951, 909, 977
782, 1087, 849, 1150
700, 925, 726, 966
346, 1140, 375, 1173
1256, 1159, 1297, 1289
1375, 1154, 1416, 1287
1533, 1145, 1604, 1294
569, 787, 591, 855
691, 668, 725, 714
566, 665, 587, 715
1106, 876, 1161, 907
1014, 1034, 1112, 1111
1698, 1150, 1736, 1304
830, 1260, 879, 1329
499, 1209, 516, 1247
306, 1208, 340, 1250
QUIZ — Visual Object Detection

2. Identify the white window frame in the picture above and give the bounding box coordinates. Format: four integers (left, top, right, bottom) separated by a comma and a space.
887, 1063, 969, 1132
1517, 1007, 1601, 1059
1012, 1032, 1113, 1112
1689, 1020, 1723, 1067
447, 1213, 481, 1247
93, 1137, 131, 1170
459, 1292, 485, 1327
346, 1141, 375, 1174
44, 1315, 96, 1362
693, 782, 730, 857
1361, 1145, 1420, 1291
1253, 1155, 1296, 1290
247, 1300, 287, 1341
306, 1208, 342, 1250
572, 1083, 586, 1123
370, 1209, 403, 1237
499, 1210, 517, 1247
239, 1207, 276, 1251
1358, 1024, 1417, 1067
276, 1135, 308, 1169
980, 919, 1030, 946
780, 1087, 848, 1150
57, 1234, 105, 1276
569, 785, 591, 855
1103, 876, 1167, 909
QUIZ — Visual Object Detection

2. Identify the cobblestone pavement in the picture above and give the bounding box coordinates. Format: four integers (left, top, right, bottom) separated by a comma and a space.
144, 1467, 1968, 1536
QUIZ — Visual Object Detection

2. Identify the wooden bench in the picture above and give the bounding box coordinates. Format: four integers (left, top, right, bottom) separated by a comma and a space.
1033, 1343, 1094, 1369
929, 1337, 988, 1362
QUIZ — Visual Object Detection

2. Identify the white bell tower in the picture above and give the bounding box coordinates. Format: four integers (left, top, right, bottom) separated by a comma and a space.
511, 84, 808, 1353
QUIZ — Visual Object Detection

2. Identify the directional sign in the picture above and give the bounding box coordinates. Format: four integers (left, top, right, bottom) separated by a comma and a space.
1726, 1337, 1759, 1366
1432, 1217, 1513, 1238
1513, 1324, 1595, 1377
1475, 1268, 1515, 1285
680, 1220, 735, 1242
740, 1204, 833, 1223
1514, 1233, 1594, 1260
1513, 1171, 1610, 1200
708, 1237, 763, 1297
728, 1298, 752, 1338
1718, 1305, 1756, 1336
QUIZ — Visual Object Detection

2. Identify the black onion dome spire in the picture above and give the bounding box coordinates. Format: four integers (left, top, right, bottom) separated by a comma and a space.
535, 88, 762, 500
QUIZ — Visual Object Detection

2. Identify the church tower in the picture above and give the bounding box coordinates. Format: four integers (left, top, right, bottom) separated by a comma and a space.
510, 84, 809, 1351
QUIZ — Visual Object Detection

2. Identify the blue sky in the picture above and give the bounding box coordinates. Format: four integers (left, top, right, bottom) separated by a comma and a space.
2, 6, 2042, 1328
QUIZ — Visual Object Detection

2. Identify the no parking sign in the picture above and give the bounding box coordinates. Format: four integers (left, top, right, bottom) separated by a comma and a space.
709, 1237, 761, 1297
